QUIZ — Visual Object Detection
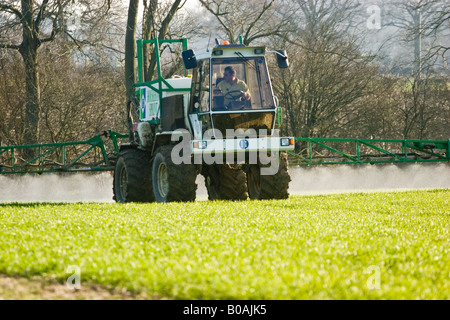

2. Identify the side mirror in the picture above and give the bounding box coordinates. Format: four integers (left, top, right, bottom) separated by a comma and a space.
182, 49, 198, 69
276, 50, 289, 68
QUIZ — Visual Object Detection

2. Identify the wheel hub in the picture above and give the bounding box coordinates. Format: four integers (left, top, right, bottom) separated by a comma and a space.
157, 162, 169, 198
119, 166, 128, 198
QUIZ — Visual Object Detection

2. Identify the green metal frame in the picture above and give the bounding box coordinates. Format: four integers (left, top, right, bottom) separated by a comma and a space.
1, 134, 448, 174
275, 106, 283, 128
0, 130, 128, 174
134, 38, 191, 124
288, 137, 450, 165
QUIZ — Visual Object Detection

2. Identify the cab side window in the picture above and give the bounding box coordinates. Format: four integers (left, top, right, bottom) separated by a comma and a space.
199, 60, 210, 112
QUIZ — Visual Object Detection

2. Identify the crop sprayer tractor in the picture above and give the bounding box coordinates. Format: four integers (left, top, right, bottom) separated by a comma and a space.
1, 37, 449, 202
114, 38, 295, 202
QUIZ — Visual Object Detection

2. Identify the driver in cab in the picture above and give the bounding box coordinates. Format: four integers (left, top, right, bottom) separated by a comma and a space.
217, 66, 251, 108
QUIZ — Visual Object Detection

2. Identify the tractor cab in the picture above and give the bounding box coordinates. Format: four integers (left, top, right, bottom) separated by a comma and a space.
184, 42, 288, 137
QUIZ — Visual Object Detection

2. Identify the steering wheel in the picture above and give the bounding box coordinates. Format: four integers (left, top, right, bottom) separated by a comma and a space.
224, 90, 244, 101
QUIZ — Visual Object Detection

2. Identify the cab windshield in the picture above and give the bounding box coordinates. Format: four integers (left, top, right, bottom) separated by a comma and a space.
211, 57, 275, 111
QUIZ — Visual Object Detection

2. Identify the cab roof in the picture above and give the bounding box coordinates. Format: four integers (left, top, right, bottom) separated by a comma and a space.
195, 44, 266, 60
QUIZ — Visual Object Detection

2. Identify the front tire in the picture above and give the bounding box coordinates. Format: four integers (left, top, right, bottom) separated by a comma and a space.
203, 164, 248, 201
113, 149, 154, 203
152, 145, 197, 202
247, 152, 291, 200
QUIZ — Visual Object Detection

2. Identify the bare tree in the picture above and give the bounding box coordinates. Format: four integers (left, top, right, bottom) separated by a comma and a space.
0, 50, 26, 146
38, 47, 127, 144
198, 0, 295, 45
381, 0, 449, 139
272, 0, 378, 142
414, 0, 449, 69
0, 1, 64, 148
384, 0, 449, 73
124, 0, 195, 96
0, 0, 113, 148
125, 0, 139, 98
141, 0, 187, 81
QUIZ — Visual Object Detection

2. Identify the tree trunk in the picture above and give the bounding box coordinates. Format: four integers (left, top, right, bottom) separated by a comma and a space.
20, 45, 40, 147
19, 0, 41, 147
144, 0, 182, 81
125, 0, 139, 99
143, 0, 158, 81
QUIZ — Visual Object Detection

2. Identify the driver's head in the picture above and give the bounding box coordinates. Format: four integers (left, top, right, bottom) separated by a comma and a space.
223, 66, 236, 83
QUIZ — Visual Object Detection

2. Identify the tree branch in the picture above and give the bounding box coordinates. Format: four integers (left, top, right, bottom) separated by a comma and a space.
38, 16, 59, 45
199, 0, 234, 41
34, 0, 50, 34
0, 42, 21, 50
243, 0, 274, 45
0, 4, 23, 20
158, 0, 182, 39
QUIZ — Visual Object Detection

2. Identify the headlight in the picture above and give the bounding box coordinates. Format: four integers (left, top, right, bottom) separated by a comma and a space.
280, 138, 290, 146
193, 141, 208, 149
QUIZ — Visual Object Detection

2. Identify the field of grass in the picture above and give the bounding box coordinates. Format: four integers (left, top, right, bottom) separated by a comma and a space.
0, 189, 449, 299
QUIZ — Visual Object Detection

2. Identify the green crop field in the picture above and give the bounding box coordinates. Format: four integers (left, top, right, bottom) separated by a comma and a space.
0, 189, 449, 299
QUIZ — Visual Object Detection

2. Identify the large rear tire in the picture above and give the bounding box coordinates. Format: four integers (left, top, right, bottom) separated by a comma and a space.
152, 145, 197, 202
247, 152, 290, 200
113, 149, 154, 203
203, 164, 248, 201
